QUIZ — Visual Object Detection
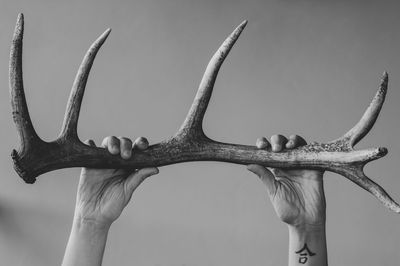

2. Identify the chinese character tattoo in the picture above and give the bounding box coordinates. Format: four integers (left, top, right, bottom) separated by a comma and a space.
295, 243, 316, 264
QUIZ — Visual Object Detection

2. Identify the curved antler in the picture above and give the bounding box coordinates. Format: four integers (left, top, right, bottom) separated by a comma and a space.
9, 14, 41, 152
60, 28, 111, 140
178, 21, 247, 137
9, 14, 399, 213
334, 72, 388, 148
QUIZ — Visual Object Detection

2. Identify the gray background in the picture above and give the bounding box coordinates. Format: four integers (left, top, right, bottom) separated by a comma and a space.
0, 0, 399, 265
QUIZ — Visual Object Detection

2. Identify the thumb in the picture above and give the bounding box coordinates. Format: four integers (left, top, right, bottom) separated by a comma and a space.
247, 164, 277, 195
125, 167, 159, 197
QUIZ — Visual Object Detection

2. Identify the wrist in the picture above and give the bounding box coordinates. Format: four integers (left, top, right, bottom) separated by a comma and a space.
288, 222, 325, 234
287, 209, 326, 231
63, 214, 110, 266
72, 215, 111, 235
288, 224, 327, 266
288, 223, 326, 246
73, 204, 115, 232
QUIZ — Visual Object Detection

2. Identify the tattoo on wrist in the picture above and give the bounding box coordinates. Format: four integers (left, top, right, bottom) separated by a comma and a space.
295, 243, 316, 264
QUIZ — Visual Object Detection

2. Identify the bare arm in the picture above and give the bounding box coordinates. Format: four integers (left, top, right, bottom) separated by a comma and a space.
248, 134, 327, 266
62, 136, 158, 266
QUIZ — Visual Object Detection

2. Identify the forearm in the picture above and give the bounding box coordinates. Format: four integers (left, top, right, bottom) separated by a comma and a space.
288, 225, 327, 266
62, 218, 110, 266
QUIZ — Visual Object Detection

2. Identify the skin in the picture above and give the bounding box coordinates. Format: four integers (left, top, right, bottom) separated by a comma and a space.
62, 134, 327, 266
247, 134, 327, 266
62, 136, 159, 266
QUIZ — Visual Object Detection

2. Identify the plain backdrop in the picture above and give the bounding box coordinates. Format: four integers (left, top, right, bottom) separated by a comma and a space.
0, 0, 399, 265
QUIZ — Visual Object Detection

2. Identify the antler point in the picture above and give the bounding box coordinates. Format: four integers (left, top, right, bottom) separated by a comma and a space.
97, 28, 111, 45
235, 20, 247, 34
104, 28, 111, 37
383, 71, 388, 79
13, 13, 24, 38
9, 16, 400, 214
381, 71, 388, 84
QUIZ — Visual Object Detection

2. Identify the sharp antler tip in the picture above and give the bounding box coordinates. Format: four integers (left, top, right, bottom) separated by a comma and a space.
382, 71, 388, 81
87, 28, 111, 50
236, 20, 248, 32
14, 13, 24, 37
16, 13, 24, 28
100, 28, 111, 40
379, 72, 388, 95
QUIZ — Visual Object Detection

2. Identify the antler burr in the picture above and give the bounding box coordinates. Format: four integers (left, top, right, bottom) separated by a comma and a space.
9, 14, 399, 213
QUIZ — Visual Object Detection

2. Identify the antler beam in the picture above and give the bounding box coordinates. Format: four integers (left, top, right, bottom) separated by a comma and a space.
9, 14, 399, 213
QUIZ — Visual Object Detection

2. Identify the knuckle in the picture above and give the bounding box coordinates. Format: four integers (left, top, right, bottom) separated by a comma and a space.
256, 137, 269, 149
270, 134, 279, 140
137, 136, 148, 143
119, 137, 133, 146
119, 136, 132, 142
110, 136, 120, 145
135, 137, 149, 149
271, 134, 286, 142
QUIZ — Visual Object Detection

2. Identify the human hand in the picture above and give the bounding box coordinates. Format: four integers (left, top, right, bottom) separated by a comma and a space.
74, 136, 159, 228
247, 135, 326, 228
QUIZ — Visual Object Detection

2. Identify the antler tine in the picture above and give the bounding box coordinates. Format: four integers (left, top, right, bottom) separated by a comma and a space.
177, 20, 247, 137
59, 28, 111, 140
9, 17, 400, 213
338, 72, 388, 148
334, 166, 400, 213
9, 13, 41, 151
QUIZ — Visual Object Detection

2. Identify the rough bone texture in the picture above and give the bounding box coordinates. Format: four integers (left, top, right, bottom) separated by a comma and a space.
9, 13, 399, 213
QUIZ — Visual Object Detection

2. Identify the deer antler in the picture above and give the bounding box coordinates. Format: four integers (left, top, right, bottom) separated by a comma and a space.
9, 14, 399, 213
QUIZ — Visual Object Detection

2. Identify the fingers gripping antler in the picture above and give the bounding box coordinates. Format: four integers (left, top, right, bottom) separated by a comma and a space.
10, 14, 114, 182
9, 14, 399, 213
